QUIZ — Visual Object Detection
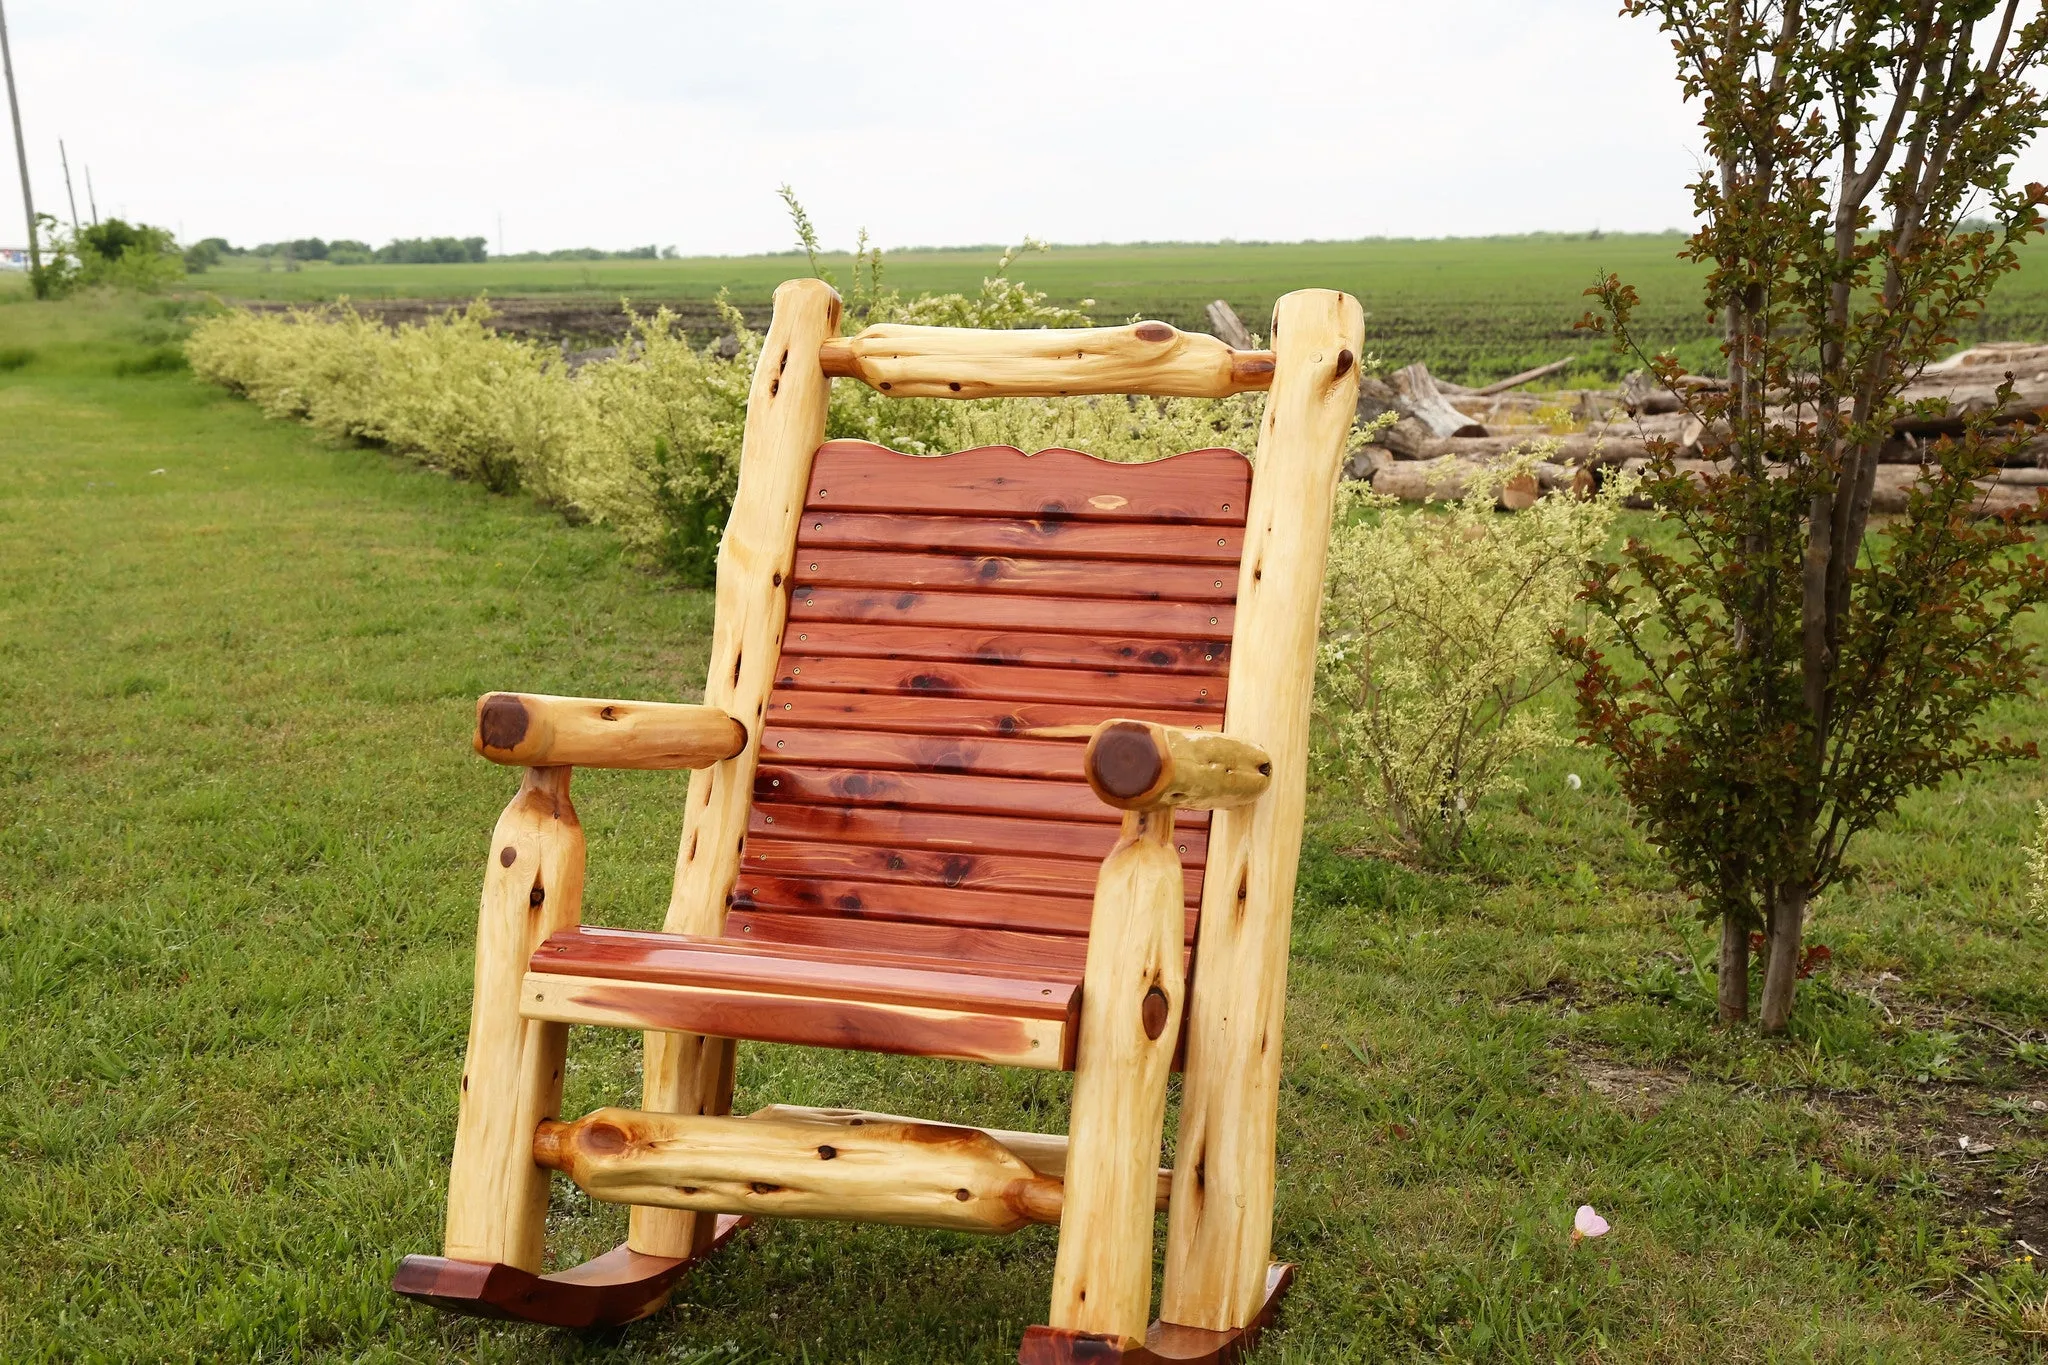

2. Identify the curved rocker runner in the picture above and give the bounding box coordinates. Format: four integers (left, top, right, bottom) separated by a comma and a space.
391, 279, 1365, 1360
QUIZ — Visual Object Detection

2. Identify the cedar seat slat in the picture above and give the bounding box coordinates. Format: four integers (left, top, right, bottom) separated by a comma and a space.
800, 511, 1244, 564
794, 548, 1239, 602
769, 692, 1221, 736
783, 621, 1229, 675
756, 765, 1124, 825
774, 654, 1224, 710
731, 876, 1201, 939
749, 802, 1211, 866
788, 586, 1234, 642
555, 444, 1249, 1070
738, 837, 1206, 903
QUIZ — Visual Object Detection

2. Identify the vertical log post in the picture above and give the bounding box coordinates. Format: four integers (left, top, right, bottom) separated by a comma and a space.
1048, 808, 1187, 1347
1160, 289, 1364, 1330
443, 766, 586, 1270
633, 276, 841, 1259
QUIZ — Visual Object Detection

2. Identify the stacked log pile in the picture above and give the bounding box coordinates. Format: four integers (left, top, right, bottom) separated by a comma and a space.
1311, 312, 2048, 520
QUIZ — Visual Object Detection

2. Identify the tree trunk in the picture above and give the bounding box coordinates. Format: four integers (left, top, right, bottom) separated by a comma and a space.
1758, 885, 1805, 1033
1717, 913, 1750, 1024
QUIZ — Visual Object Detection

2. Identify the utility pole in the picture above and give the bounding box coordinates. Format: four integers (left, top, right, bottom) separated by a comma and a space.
58, 137, 76, 233
0, 0, 42, 292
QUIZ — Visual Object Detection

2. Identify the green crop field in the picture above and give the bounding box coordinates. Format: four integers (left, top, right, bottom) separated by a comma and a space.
4, 289, 2048, 1362
163, 233, 2048, 385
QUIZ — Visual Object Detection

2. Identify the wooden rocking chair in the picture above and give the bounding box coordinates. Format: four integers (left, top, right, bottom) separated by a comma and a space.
392, 279, 1365, 1362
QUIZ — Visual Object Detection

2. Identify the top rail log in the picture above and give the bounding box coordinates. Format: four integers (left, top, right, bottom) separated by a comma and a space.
819, 321, 1276, 399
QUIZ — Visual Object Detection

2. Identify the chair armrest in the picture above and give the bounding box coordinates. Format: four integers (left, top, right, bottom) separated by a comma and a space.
474, 692, 747, 770
1082, 719, 1271, 811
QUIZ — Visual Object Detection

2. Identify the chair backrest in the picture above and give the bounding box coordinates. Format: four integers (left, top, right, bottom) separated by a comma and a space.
725, 439, 1252, 975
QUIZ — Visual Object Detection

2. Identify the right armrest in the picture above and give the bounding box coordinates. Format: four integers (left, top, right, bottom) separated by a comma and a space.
1082, 719, 1271, 811
474, 692, 747, 770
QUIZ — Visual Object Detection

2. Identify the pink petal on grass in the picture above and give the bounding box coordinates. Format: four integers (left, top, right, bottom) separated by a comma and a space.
1572, 1205, 1610, 1241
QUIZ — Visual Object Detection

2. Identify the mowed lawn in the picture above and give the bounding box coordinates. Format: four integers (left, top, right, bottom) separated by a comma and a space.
4, 291, 2048, 1363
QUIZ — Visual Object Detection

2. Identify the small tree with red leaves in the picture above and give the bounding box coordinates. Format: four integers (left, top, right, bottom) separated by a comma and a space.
1567, 0, 2048, 1031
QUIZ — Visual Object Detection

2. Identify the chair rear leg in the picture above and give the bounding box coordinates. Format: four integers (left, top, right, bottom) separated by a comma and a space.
1038, 810, 1186, 1350
631, 1031, 737, 1257
443, 765, 586, 1269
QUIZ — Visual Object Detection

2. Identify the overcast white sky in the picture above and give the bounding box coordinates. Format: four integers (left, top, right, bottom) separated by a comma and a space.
4, 1, 2040, 256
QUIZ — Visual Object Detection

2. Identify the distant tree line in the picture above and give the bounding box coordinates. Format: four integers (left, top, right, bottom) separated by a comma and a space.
181, 236, 679, 271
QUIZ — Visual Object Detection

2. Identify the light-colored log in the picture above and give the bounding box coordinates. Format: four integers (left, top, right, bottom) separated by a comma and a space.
525, 974, 1069, 1070
749, 1105, 1172, 1208
1050, 808, 1188, 1346
1392, 362, 1485, 438
1205, 300, 1255, 352
1083, 719, 1271, 811
638, 276, 840, 1258
472, 693, 745, 769
442, 766, 585, 1270
1163, 288, 1363, 1331
819, 321, 1276, 399
534, 1107, 1061, 1234
1473, 356, 1573, 396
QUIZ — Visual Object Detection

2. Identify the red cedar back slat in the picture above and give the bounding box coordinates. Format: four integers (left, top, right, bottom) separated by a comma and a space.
774, 655, 1225, 711
767, 691, 1220, 737
789, 586, 1234, 642
808, 442, 1250, 524
737, 837, 1205, 903
760, 729, 1089, 781
749, 802, 1210, 866
755, 764, 1119, 824
731, 877, 1200, 943
794, 549, 1238, 603
782, 622, 1230, 675
801, 511, 1244, 564
559, 442, 1249, 1060
533, 927, 1076, 1017
725, 909, 1095, 973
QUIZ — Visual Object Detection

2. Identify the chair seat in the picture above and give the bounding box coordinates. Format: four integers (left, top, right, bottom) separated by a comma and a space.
522, 925, 1084, 1070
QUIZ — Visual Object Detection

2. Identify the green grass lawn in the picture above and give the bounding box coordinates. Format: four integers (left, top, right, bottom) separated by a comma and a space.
4, 291, 2048, 1363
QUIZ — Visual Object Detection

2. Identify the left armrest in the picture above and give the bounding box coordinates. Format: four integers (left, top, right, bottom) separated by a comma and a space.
1082, 719, 1271, 811
474, 692, 747, 770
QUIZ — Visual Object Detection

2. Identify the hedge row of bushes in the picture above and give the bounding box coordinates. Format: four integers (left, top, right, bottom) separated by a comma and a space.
185, 265, 1267, 583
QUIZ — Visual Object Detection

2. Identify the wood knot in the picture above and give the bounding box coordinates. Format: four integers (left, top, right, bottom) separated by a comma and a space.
583, 1123, 628, 1155
1141, 986, 1170, 1040
528, 886, 544, 906
1335, 348, 1355, 378
477, 693, 529, 752
1134, 322, 1173, 342
499, 846, 518, 868
817, 1145, 838, 1160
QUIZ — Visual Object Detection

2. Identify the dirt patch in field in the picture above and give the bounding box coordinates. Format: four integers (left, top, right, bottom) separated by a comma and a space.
1572, 1054, 1691, 1116
241, 295, 774, 347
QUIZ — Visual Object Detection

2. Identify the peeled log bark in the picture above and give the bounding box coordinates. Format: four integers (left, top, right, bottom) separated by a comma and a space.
1473, 357, 1573, 396
1369, 456, 1547, 509
1392, 364, 1486, 438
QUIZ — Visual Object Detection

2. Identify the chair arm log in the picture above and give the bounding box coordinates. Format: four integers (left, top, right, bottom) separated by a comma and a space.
474, 693, 746, 770
1083, 719, 1271, 812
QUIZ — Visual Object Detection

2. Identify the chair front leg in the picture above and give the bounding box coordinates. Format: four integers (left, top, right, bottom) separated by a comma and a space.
442, 765, 585, 1270
1046, 807, 1187, 1347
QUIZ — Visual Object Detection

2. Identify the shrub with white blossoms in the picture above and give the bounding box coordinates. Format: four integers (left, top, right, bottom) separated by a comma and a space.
1315, 451, 1631, 861
2028, 803, 2048, 920
187, 225, 1265, 585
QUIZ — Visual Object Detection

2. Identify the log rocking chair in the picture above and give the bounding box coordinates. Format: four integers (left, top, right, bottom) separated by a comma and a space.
392, 279, 1365, 1362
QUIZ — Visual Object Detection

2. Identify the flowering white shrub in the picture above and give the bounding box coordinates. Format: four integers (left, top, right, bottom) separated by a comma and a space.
1314, 451, 1632, 861
2027, 803, 2048, 920
186, 244, 1268, 583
